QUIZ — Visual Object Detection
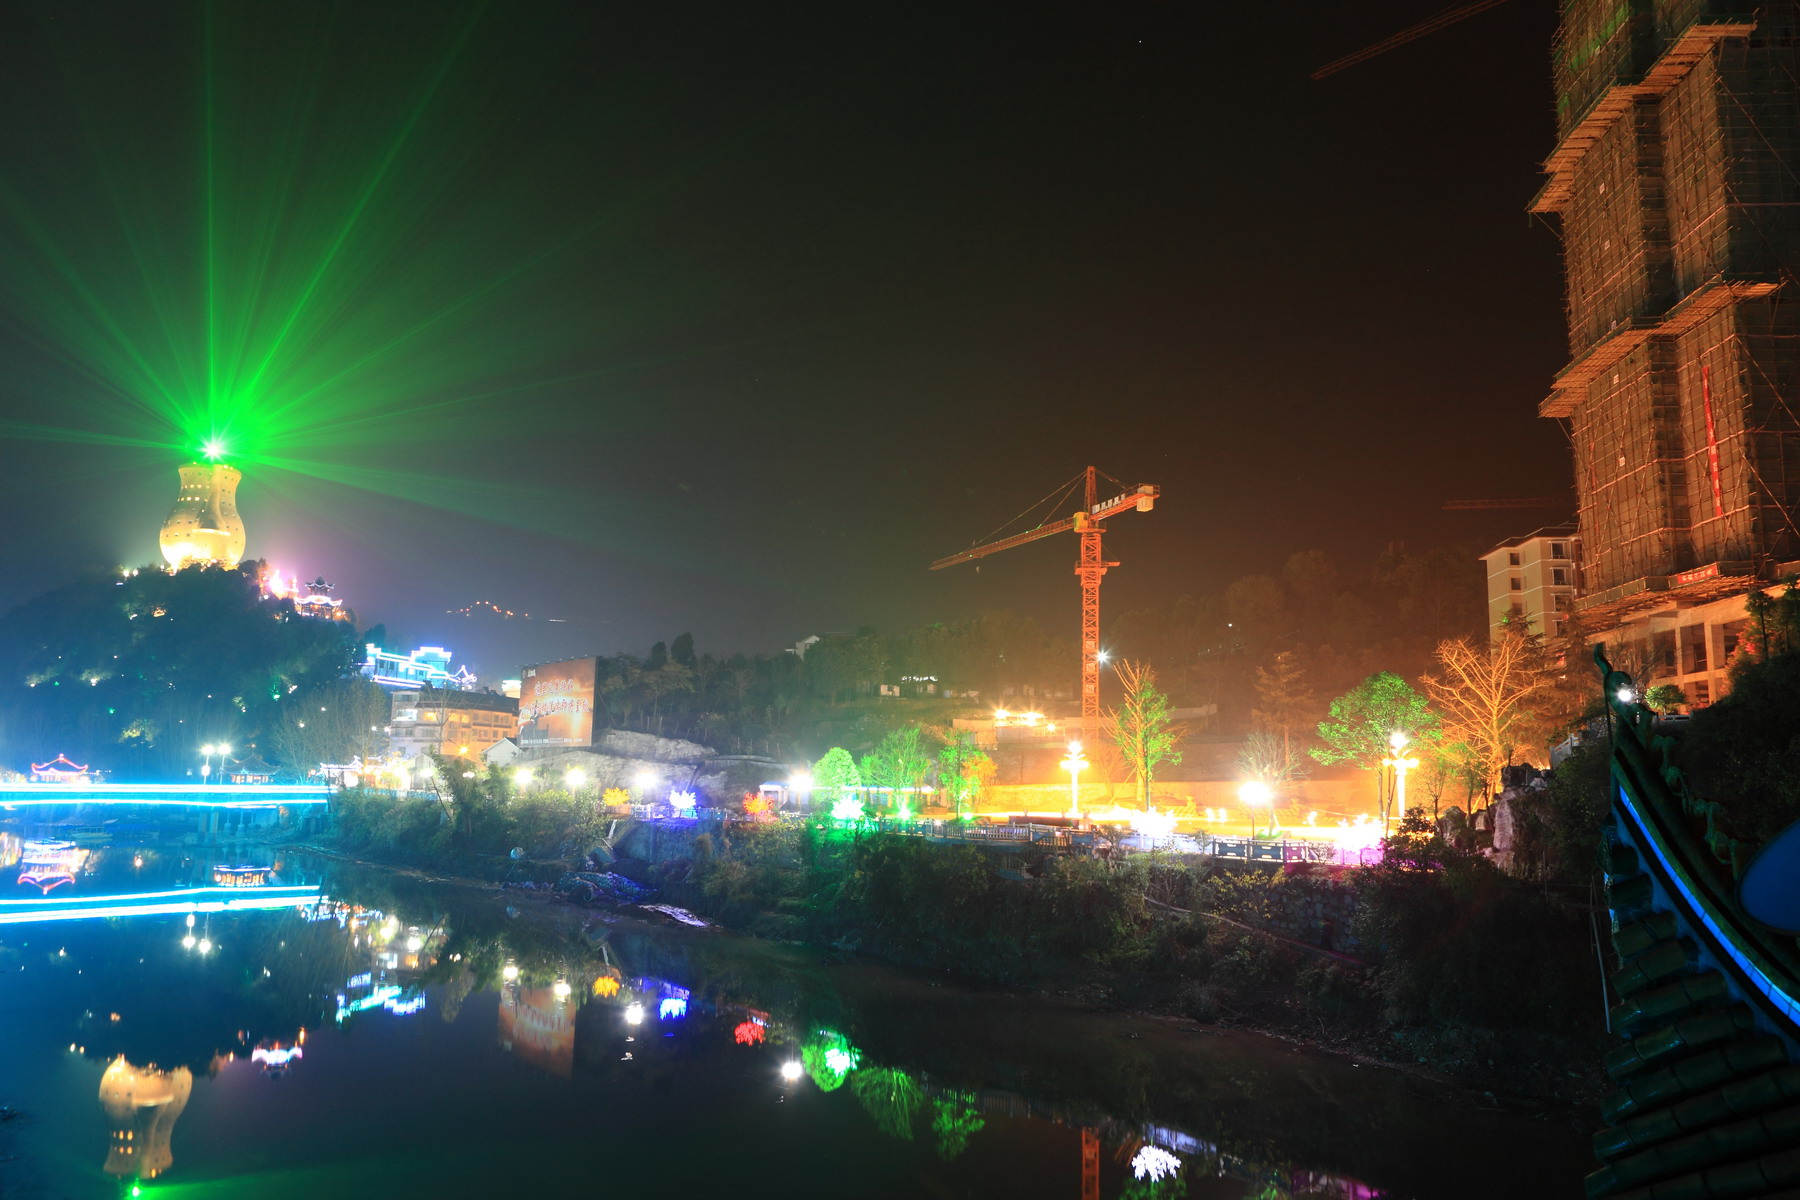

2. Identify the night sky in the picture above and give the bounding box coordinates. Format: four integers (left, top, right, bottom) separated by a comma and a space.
0, 2, 1571, 680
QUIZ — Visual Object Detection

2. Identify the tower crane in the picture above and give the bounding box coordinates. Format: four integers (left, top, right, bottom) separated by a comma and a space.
930, 467, 1160, 747
1311, 0, 1510, 80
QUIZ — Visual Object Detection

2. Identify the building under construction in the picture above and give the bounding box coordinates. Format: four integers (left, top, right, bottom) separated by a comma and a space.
1535, 0, 1800, 703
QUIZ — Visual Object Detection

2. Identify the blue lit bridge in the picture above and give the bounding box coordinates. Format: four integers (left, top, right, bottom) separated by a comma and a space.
1588, 651, 1800, 1200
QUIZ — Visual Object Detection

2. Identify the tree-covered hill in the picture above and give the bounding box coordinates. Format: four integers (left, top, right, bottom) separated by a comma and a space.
0, 562, 364, 779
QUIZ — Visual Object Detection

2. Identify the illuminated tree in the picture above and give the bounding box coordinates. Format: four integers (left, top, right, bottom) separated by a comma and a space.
812, 747, 861, 816
1421, 627, 1560, 803
1644, 683, 1688, 714
1105, 660, 1185, 809
1311, 672, 1440, 820
859, 726, 932, 813
938, 731, 995, 819
1236, 730, 1308, 794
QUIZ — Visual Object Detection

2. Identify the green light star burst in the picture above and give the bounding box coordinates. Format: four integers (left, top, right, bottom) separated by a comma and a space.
0, 1, 724, 544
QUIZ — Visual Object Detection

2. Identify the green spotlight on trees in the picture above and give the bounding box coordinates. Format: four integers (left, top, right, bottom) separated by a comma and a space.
201, 438, 227, 461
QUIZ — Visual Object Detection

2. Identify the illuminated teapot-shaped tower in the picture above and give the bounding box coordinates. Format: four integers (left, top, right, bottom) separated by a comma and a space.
159, 440, 245, 569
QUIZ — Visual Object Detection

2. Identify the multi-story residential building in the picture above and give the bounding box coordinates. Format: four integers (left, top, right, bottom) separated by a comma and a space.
388, 688, 519, 761
1480, 526, 1582, 642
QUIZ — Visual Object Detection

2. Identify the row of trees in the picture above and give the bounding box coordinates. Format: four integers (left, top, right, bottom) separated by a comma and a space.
1264, 618, 1593, 820
808, 729, 1001, 820
806, 660, 1185, 818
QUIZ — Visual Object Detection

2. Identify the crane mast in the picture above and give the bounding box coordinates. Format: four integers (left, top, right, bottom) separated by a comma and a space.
931, 466, 1159, 746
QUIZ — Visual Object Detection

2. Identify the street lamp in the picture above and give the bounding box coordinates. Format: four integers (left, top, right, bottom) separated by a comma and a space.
513, 767, 534, 789
791, 771, 812, 813
1060, 740, 1088, 819
1382, 731, 1419, 827
1239, 780, 1272, 840
200, 743, 231, 784
565, 767, 587, 790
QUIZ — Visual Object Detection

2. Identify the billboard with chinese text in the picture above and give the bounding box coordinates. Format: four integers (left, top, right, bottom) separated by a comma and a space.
517, 657, 597, 748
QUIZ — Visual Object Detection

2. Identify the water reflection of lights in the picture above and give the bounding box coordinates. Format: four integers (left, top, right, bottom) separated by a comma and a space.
0, 884, 322, 925
251, 1042, 304, 1074
17, 839, 84, 893
1132, 1145, 1182, 1182
100, 1056, 191, 1180
212, 864, 271, 887
333, 984, 427, 1021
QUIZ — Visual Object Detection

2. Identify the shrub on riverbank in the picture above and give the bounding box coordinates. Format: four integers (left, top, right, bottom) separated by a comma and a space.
1353, 848, 1599, 1032
330, 780, 605, 869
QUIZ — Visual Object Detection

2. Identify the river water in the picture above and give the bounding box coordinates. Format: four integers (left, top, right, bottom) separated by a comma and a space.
0, 839, 1593, 1199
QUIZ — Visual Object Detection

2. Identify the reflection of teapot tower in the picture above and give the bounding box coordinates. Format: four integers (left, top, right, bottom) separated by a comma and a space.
159, 460, 245, 568
99, 1056, 192, 1179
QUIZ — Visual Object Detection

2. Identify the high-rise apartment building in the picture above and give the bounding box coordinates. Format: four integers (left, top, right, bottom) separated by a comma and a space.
1535, 2, 1800, 699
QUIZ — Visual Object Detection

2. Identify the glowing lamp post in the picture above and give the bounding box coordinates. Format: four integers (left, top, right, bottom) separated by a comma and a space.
1239, 780, 1272, 840
1382, 731, 1419, 827
1060, 741, 1089, 820
200, 743, 231, 784
791, 771, 812, 813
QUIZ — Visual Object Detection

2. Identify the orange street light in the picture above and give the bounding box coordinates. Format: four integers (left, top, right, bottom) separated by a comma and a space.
1060, 740, 1089, 819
